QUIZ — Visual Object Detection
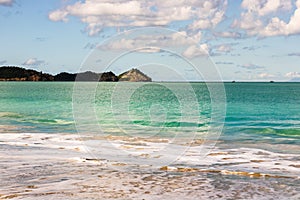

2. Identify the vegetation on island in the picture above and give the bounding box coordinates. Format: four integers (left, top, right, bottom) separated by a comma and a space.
0, 66, 151, 82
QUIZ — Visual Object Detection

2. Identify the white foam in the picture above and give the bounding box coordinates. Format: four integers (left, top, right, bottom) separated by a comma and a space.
0, 132, 299, 200
0, 132, 299, 177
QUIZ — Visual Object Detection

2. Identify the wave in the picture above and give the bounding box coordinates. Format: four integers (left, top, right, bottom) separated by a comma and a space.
247, 127, 300, 137
132, 120, 207, 128
0, 112, 74, 125
0, 111, 23, 118
23, 118, 74, 125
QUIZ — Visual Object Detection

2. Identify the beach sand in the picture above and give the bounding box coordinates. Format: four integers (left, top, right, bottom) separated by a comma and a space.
0, 132, 299, 200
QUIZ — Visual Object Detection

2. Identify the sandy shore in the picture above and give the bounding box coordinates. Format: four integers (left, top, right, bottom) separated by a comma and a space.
0, 133, 299, 200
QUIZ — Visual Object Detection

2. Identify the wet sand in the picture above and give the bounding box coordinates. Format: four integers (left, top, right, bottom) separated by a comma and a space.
0, 133, 299, 200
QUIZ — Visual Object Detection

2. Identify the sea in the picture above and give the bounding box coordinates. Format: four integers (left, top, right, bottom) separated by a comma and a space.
0, 82, 299, 199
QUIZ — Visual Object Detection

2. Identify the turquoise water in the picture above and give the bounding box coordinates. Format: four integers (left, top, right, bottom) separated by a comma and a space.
224, 83, 300, 149
0, 82, 300, 149
1, 82, 299, 199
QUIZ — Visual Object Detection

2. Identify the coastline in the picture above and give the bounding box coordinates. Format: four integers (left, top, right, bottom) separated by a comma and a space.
1, 131, 299, 200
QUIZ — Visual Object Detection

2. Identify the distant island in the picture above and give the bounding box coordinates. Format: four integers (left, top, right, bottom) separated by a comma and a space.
0, 66, 152, 82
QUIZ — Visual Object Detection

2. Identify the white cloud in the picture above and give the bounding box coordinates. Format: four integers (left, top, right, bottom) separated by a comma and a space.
135, 47, 162, 53
22, 58, 45, 66
0, 0, 13, 6
234, 0, 300, 37
241, 0, 292, 16
258, 73, 275, 78
232, 12, 263, 32
100, 31, 202, 51
182, 44, 209, 58
285, 72, 300, 78
214, 31, 242, 39
49, 0, 228, 36
216, 44, 232, 53
48, 10, 68, 22
94, 30, 207, 60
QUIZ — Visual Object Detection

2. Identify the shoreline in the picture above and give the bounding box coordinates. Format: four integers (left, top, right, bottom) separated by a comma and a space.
1, 132, 299, 199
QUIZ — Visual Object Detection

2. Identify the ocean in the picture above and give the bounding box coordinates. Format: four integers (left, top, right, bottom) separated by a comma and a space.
0, 82, 299, 199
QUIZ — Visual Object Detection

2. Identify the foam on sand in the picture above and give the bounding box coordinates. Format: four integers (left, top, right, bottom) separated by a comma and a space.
0, 132, 299, 199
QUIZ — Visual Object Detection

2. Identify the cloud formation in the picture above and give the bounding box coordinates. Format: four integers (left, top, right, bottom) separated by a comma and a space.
182, 44, 209, 58
285, 72, 300, 78
0, 0, 13, 6
213, 31, 242, 39
48, 0, 300, 41
101, 31, 201, 51
48, 0, 228, 36
22, 58, 45, 66
97, 30, 208, 58
233, 0, 300, 37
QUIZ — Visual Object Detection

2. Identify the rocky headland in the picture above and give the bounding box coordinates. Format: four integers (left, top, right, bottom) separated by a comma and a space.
118, 68, 152, 82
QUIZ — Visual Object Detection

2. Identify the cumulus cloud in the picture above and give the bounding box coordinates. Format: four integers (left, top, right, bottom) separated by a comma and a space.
0, 0, 13, 6
182, 44, 209, 58
241, 0, 292, 16
285, 72, 300, 78
48, 10, 68, 22
22, 58, 46, 66
233, 0, 300, 37
48, 0, 228, 36
100, 31, 202, 51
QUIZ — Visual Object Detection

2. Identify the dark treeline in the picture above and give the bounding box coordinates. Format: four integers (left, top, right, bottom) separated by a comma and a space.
0, 66, 150, 82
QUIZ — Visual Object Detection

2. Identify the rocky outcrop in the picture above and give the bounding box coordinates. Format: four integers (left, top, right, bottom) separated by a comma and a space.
99, 71, 119, 82
118, 68, 152, 82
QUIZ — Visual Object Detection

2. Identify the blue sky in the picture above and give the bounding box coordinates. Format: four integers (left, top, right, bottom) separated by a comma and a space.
0, 0, 300, 81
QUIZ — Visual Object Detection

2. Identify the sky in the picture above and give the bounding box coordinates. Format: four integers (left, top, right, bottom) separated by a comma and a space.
0, 0, 300, 81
